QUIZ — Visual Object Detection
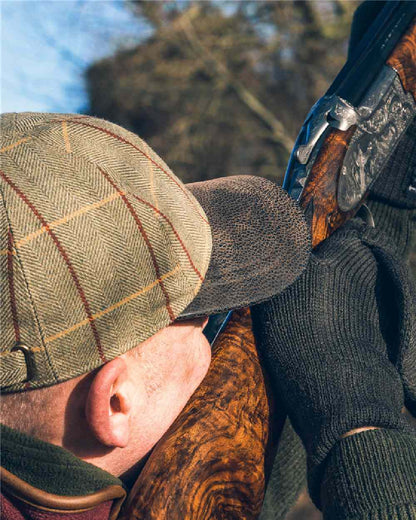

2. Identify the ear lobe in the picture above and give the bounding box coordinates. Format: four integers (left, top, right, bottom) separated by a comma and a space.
86, 357, 132, 448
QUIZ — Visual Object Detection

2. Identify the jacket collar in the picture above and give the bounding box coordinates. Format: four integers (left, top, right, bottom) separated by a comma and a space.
1, 424, 126, 519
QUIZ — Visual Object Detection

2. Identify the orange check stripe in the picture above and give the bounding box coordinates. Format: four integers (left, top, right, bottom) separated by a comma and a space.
63, 119, 209, 225
0, 169, 107, 364
0, 137, 32, 153
97, 167, 175, 322
61, 121, 71, 153
132, 194, 204, 282
0, 192, 122, 255
44, 265, 181, 345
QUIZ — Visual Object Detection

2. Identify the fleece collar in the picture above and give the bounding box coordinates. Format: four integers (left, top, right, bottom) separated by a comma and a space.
1, 424, 126, 518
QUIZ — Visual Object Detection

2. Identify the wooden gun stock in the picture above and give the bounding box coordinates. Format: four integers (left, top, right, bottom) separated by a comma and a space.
119, 308, 282, 519
120, 17, 416, 520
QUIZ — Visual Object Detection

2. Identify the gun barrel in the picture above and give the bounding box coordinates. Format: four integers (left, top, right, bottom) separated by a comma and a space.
284, 10, 416, 247
330, 1, 416, 106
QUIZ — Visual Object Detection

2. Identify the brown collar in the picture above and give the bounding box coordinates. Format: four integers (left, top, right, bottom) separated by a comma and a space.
1, 467, 126, 520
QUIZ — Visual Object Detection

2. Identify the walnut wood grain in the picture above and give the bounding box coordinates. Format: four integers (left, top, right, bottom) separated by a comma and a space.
299, 126, 357, 248
120, 308, 283, 520
387, 18, 416, 102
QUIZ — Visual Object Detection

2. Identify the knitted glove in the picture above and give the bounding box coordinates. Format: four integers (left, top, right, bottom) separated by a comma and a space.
251, 219, 415, 506
366, 118, 416, 260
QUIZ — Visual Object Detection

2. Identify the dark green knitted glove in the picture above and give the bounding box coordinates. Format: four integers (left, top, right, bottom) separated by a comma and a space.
349, 3, 416, 417
251, 219, 415, 506
349, 1, 416, 417
366, 117, 416, 262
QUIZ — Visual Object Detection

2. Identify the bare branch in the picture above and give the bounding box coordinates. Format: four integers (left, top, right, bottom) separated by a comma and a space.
178, 6, 294, 154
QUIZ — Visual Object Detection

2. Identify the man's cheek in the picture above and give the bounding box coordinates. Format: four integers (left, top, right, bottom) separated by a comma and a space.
189, 335, 212, 388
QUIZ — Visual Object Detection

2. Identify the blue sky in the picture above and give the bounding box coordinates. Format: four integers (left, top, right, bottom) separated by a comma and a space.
1, 0, 151, 114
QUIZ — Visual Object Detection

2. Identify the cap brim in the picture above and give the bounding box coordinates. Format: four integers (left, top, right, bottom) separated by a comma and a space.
179, 175, 311, 318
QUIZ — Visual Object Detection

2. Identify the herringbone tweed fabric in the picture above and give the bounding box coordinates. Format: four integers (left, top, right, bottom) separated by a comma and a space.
0, 113, 212, 392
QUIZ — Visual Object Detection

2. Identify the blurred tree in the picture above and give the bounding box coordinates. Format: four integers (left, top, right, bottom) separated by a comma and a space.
86, 0, 358, 183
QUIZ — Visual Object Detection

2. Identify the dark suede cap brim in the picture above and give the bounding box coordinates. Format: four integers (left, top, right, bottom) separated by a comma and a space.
179, 175, 311, 318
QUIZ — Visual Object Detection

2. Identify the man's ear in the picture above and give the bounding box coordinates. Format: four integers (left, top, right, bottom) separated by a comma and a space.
85, 357, 132, 448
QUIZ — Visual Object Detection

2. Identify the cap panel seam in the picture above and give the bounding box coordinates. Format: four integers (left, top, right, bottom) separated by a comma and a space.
132, 193, 204, 281
61, 118, 210, 226
0, 181, 57, 383
96, 166, 175, 322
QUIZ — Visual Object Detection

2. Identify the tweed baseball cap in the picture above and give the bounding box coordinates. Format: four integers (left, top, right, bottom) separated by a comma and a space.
0, 113, 310, 393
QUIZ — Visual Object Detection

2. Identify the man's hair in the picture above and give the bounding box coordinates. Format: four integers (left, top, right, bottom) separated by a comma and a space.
0, 345, 146, 440
1, 382, 67, 440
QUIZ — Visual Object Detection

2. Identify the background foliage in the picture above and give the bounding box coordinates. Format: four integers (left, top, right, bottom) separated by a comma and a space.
87, 0, 359, 185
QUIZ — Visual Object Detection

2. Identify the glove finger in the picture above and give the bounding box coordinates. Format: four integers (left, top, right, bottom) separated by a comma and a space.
366, 237, 416, 415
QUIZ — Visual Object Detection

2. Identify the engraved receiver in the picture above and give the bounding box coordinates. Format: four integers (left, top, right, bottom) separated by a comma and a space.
284, 1, 416, 247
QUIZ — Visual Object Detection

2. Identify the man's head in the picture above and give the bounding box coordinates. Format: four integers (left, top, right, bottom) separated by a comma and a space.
1, 316, 210, 477
0, 113, 310, 477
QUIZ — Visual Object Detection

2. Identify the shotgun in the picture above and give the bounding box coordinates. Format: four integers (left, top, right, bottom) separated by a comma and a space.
119, 3, 416, 518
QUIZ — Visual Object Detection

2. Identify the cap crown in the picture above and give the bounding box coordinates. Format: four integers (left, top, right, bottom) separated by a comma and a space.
0, 113, 211, 392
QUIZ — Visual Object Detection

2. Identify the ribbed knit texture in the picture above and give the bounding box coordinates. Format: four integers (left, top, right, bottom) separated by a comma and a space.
321, 429, 416, 520
260, 419, 307, 520
251, 220, 414, 509
368, 117, 416, 211
364, 116, 416, 416
366, 201, 416, 259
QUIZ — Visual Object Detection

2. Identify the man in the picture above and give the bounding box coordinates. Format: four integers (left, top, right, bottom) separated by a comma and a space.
1, 106, 416, 520
1, 9, 416, 519
0, 111, 311, 519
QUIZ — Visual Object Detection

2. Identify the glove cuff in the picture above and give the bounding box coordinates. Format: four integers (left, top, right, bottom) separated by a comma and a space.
317, 429, 416, 517
306, 402, 410, 501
